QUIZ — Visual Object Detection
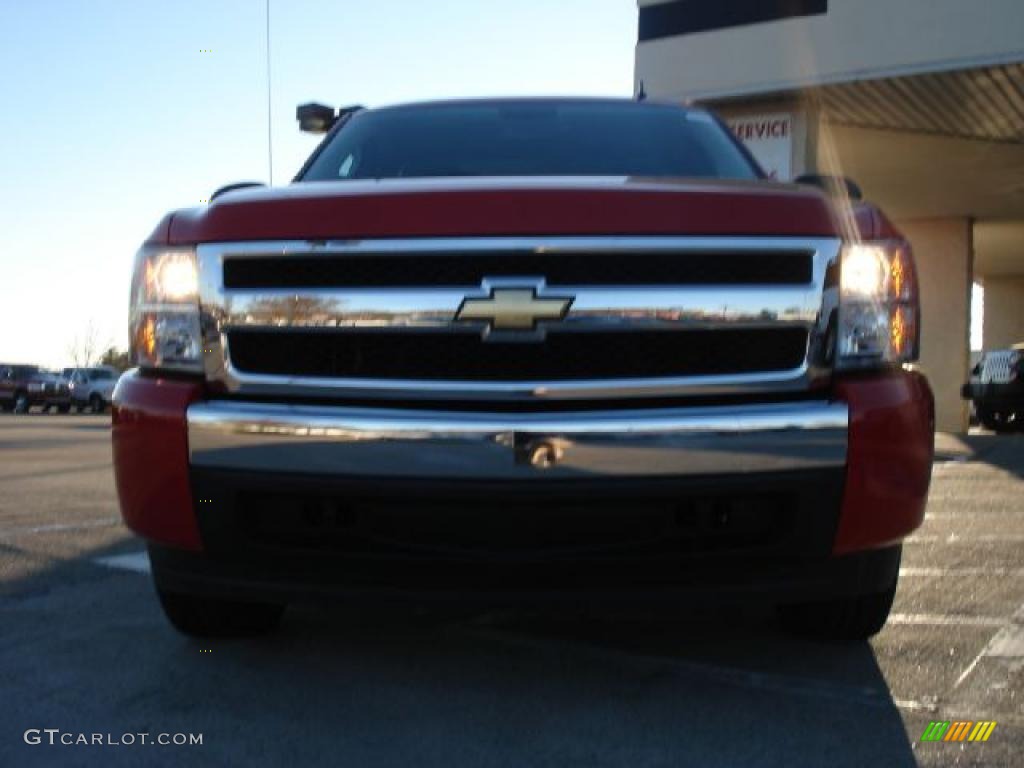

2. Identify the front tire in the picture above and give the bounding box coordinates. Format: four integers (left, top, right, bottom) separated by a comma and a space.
977, 405, 1018, 433
778, 549, 900, 644
89, 394, 106, 414
156, 589, 285, 638
778, 583, 897, 643
994, 412, 1019, 434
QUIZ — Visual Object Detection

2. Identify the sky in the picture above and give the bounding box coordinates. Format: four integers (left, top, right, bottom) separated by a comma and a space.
0, 0, 637, 367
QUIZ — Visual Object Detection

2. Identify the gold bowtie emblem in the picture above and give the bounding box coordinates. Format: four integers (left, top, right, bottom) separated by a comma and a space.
455, 288, 573, 331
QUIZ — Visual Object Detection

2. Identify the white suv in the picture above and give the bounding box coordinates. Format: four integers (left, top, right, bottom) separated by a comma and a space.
64, 366, 119, 413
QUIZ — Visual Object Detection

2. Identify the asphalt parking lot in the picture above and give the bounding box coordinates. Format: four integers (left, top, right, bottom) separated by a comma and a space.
1, 414, 1021, 767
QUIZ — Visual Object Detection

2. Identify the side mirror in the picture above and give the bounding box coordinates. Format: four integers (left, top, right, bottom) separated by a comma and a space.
297, 102, 337, 134
296, 102, 364, 134
210, 182, 265, 202
794, 174, 863, 201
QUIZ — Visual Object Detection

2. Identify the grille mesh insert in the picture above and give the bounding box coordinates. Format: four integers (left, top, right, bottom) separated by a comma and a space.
223, 250, 814, 289
227, 327, 809, 381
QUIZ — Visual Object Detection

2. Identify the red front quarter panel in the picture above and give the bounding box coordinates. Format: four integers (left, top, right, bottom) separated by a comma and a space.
112, 371, 204, 551
833, 371, 935, 554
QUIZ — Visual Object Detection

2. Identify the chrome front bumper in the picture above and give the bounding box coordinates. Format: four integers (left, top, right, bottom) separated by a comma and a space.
187, 400, 848, 480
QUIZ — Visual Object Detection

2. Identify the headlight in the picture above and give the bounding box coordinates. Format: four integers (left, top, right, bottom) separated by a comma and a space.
836, 241, 919, 368
130, 245, 203, 372
145, 250, 198, 302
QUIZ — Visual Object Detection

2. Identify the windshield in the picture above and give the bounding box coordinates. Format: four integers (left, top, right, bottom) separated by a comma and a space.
89, 369, 115, 380
300, 101, 759, 181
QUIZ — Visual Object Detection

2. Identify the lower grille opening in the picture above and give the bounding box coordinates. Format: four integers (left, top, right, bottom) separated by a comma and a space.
227, 327, 809, 381
190, 466, 844, 591
234, 490, 796, 560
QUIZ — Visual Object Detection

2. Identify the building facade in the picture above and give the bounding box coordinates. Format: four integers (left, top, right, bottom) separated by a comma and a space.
636, 0, 1024, 431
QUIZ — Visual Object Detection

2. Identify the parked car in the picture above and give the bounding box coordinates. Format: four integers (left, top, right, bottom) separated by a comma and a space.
38, 371, 72, 412
114, 98, 934, 642
0, 364, 33, 412
962, 344, 1024, 432
64, 366, 119, 413
0, 365, 70, 413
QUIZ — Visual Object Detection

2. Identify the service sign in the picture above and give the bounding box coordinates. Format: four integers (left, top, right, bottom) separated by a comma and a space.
727, 113, 793, 181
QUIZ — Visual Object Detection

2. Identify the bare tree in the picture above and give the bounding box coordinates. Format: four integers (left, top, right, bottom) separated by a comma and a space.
67, 320, 102, 368
99, 346, 131, 372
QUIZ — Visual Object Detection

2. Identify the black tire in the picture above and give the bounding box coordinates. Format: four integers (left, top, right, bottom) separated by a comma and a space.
993, 412, 1018, 434
57, 404, 71, 414
89, 394, 106, 414
13, 391, 29, 414
156, 589, 285, 638
978, 407, 1015, 434
778, 573, 898, 644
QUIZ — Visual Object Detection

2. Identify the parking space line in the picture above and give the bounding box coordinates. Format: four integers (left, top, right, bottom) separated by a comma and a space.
900, 567, 1024, 576
893, 697, 938, 713
887, 613, 1006, 627
0, 461, 113, 482
905, 534, 1024, 544
0, 518, 120, 537
953, 603, 1024, 688
925, 511, 1024, 519
955, 644, 992, 688
986, 624, 1024, 657
92, 551, 151, 574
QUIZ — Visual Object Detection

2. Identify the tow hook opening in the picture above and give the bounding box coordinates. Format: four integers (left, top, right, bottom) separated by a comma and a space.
514, 436, 568, 469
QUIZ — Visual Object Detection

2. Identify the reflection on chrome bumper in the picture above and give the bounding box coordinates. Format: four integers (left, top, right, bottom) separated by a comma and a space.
187, 400, 848, 479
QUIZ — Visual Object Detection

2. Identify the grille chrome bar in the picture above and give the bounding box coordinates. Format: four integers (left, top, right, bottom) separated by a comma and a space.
216, 285, 820, 330
197, 236, 841, 401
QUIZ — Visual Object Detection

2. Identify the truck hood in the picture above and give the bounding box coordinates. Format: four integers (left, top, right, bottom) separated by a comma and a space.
164, 177, 843, 244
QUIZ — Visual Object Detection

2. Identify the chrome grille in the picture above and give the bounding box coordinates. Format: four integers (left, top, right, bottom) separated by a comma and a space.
197, 237, 841, 402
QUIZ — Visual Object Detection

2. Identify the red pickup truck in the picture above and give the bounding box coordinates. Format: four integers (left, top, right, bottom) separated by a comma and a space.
112, 98, 933, 641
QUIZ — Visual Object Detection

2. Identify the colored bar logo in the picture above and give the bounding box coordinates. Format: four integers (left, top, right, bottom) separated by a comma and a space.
921, 721, 997, 742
